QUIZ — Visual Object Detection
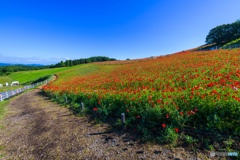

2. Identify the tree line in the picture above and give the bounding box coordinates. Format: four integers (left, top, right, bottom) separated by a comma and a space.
53, 56, 116, 68
206, 20, 240, 45
0, 56, 117, 76
0, 65, 50, 76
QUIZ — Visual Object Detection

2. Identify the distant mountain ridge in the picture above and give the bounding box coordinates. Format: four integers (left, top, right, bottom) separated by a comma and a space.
0, 63, 45, 66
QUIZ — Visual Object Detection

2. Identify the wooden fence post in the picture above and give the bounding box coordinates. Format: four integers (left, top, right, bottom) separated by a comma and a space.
65, 97, 67, 104
81, 102, 84, 111
121, 113, 125, 130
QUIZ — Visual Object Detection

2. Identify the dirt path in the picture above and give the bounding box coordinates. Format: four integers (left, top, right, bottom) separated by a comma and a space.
0, 88, 213, 159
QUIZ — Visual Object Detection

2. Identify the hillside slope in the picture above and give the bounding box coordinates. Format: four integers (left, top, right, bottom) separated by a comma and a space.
43, 49, 240, 150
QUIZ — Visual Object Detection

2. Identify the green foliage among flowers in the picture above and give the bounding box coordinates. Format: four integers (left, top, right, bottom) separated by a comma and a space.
43, 49, 240, 143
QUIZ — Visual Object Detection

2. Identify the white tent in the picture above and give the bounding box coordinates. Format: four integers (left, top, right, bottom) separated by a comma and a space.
11, 81, 19, 85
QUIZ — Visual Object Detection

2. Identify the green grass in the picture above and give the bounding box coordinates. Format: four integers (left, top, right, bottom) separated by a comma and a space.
8, 65, 81, 83
0, 76, 15, 85
223, 38, 240, 47
57, 64, 102, 78
0, 98, 12, 160
0, 95, 11, 121
0, 65, 82, 92
0, 85, 23, 93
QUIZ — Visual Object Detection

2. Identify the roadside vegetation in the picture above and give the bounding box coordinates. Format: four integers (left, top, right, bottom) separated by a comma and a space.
0, 98, 12, 158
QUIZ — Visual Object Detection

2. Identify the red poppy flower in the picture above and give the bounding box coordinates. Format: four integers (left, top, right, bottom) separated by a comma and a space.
175, 128, 178, 132
180, 112, 183, 115
162, 124, 166, 128
126, 109, 129, 112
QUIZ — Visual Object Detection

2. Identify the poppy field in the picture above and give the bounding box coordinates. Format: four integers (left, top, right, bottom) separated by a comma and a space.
43, 49, 240, 145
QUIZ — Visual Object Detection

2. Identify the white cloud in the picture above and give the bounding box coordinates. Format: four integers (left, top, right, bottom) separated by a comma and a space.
0, 54, 71, 65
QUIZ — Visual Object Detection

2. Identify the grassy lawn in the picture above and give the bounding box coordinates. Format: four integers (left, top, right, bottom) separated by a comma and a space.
56, 64, 103, 79
8, 65, 81, 84
0, 77, 15, 85
0, 65, 83, 92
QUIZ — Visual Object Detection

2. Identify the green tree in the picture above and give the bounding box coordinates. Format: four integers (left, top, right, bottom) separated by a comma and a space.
69, 60, 73, 66
60, 61, 65, 67
206, 20, 240, 45
65, 60, 70, 67
86, 58, 92, 63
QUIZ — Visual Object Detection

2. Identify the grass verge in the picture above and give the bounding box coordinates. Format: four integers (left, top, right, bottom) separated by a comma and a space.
0, 97, 13, 158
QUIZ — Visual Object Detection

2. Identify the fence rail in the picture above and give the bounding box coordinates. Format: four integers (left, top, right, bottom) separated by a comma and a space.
47, 92, 240, 140
0, 75, 54, 102
196, 43, 240, 51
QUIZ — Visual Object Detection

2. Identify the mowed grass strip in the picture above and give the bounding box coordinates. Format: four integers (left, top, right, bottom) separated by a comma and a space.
8, 65, 81, 83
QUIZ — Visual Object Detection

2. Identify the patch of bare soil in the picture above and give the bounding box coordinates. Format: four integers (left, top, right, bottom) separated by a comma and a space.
0, 88, 226, 160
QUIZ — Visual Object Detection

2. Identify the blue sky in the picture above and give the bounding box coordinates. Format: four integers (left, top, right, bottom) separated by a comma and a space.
0, 0, 240, 65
